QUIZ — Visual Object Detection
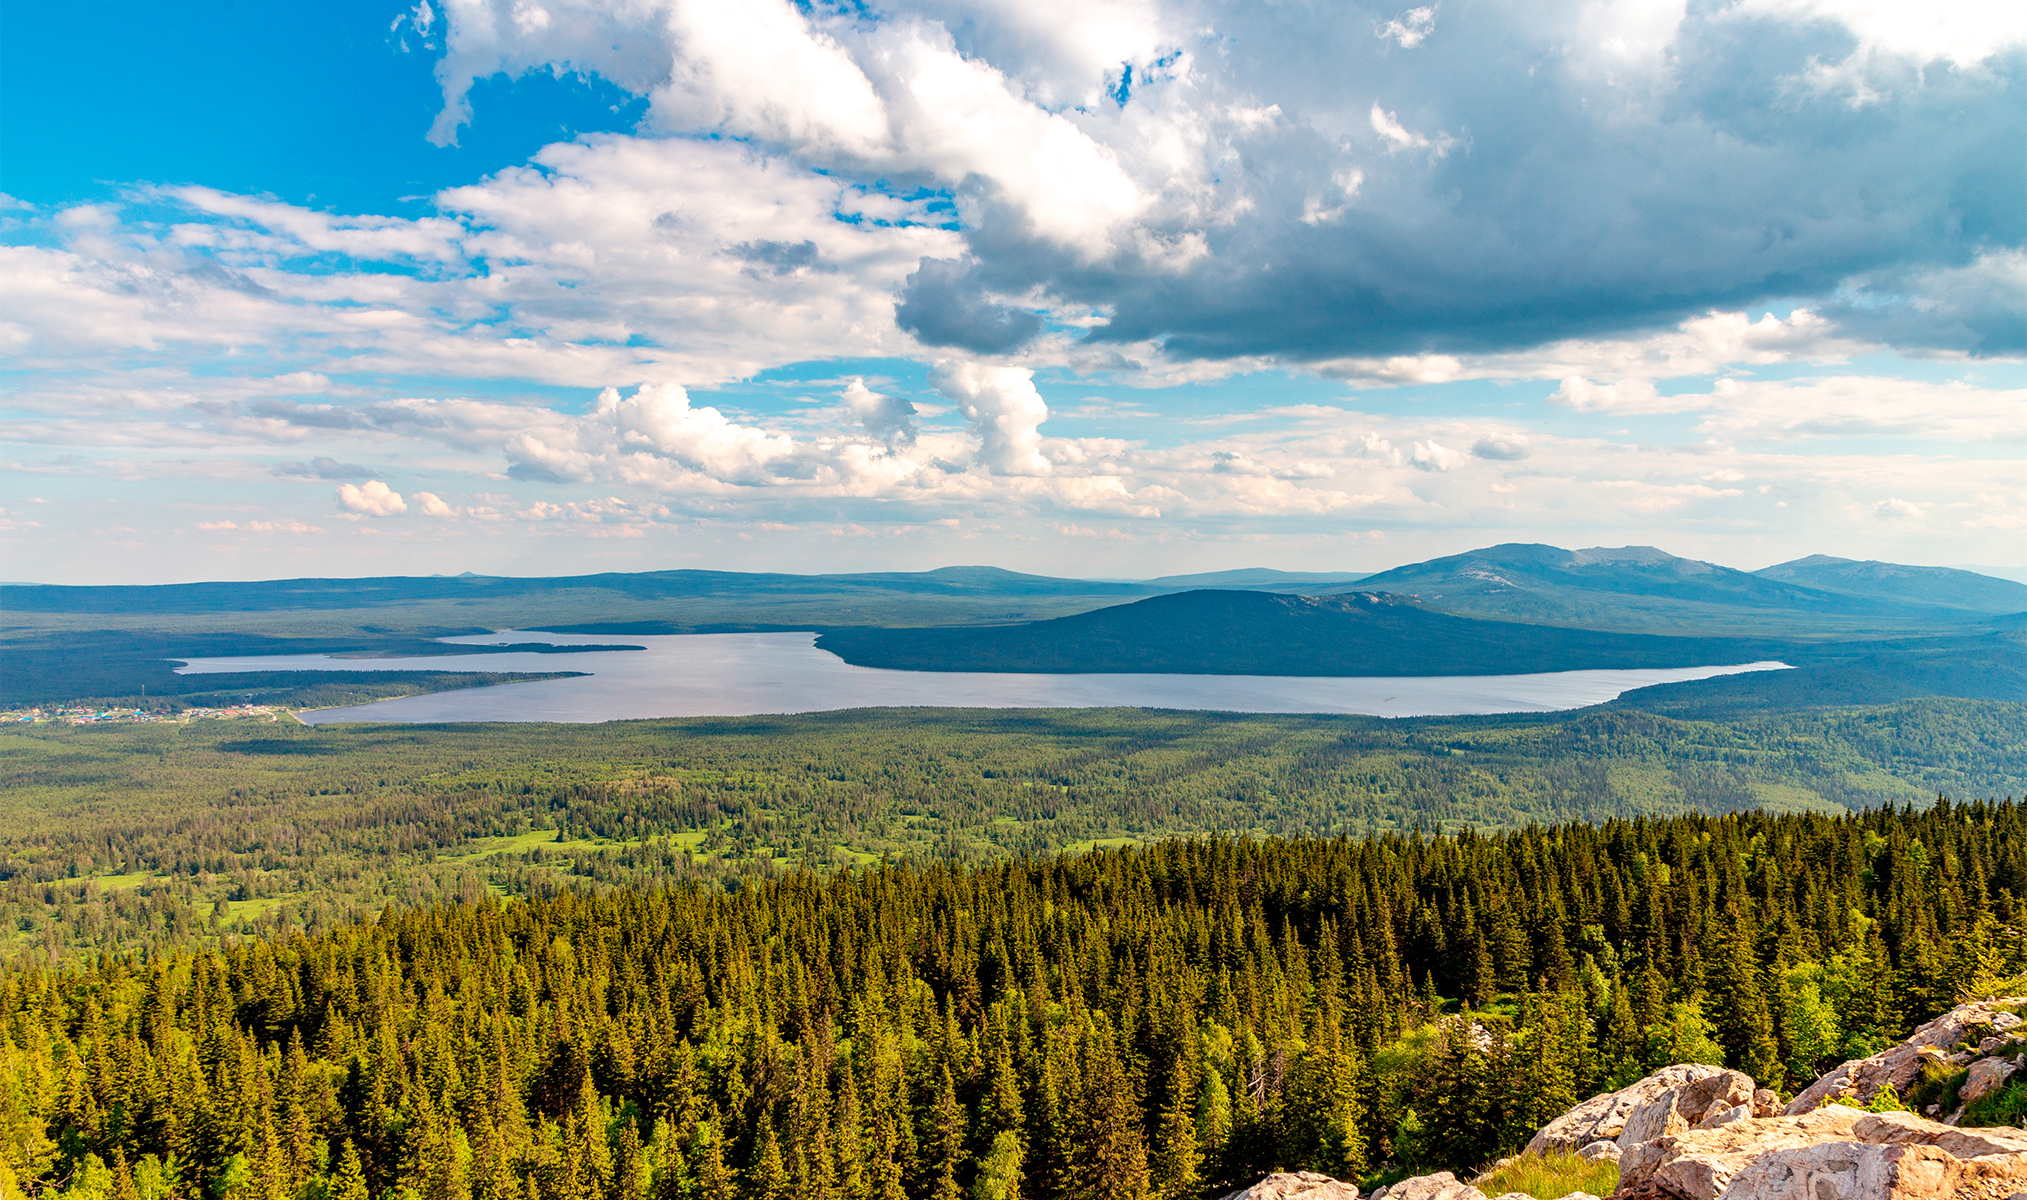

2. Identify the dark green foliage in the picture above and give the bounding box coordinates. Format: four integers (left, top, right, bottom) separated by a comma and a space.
0, 803, 2021, 1200
4, 702, 2027, 962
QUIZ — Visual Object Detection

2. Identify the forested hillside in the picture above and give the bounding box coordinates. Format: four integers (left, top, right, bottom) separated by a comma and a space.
4, 701, 2027, 963
814, 591, 1777, 676
2, 803, 2021, 1200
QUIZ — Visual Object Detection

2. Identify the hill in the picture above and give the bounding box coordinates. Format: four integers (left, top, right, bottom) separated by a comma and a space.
1142, 567, 1371, 590
1343, 543, 1939, 633
1756, 554, 2027, 613
816, 589, 1780, 675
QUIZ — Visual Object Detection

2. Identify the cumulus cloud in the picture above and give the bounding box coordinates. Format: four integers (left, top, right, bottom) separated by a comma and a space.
843, 379, 919, 449
931, 361, 1054, 475
1547, 376, 1690, 415
389, 0, 2026, 363
336, 480, 407, 515
1410, 439, 1463, 471
413, 491, 456, 517
894, 258, 1043, 355
1471, 434, 1532, 461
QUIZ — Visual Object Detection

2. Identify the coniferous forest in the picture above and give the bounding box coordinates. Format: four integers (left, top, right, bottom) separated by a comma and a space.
4, 800, 2024, 1200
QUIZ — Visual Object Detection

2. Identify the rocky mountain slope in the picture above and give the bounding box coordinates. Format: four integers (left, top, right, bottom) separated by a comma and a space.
1221, 997, 2027, 1200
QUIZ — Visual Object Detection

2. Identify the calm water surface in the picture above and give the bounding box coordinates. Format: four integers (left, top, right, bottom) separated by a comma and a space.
172, 631, 1789, 723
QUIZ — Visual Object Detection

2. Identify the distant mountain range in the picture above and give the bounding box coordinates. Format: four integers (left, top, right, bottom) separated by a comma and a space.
817, 590, 1781, 676
1330, 544, 2026, 633
9, 544, 2023, 711
1755, 555, 2027, 613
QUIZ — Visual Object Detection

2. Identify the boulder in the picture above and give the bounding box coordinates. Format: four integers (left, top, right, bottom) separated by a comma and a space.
1616, 1071, 1759, 1152
1617, 1104, 1866, 1198
1611, 1105, 2027, 1200
1580, 1141, 1623, 1163
1959, 1056, 2020, 1107
1370, 1171, 1485, 1200
1786, 997, 2027, 1116
1528, 1065, 1741, 1155
1218, 1171, 1361, 1200
1751, 1090, 1780, 1118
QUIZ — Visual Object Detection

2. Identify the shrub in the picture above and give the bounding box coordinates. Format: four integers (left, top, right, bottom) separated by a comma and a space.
1960, 1076, 2027, 1129
1475, 1151, 1619, 1200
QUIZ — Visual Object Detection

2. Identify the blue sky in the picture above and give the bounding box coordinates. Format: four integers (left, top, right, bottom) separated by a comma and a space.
2, 0, 2022, 584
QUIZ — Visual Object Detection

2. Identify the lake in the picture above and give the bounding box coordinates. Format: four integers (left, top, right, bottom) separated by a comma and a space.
170, 631, 1790, 723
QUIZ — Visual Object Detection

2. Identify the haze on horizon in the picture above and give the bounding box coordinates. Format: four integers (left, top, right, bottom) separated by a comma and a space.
2, 0, 2022, 587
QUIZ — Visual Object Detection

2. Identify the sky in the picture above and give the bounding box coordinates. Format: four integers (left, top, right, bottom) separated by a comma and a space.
1, 0, 2022, 585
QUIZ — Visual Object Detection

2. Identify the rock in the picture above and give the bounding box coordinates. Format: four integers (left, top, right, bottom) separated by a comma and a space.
1786, 997, 2027, 1116
1717, 1140, 1962, 1199
1852, 1110, 2027, 1158
1528, 1064, 1740, 1155
1751, 1089, 1780, 1118
1617, 1104, 1866, 1197
1579, 1140, 1622, 1163
1697, 1103, 1751, 1131
1490, 1193, 1535, 1200
1613, 1105, 2027, 1200
1217, 1171, 1361, 1200
1369, 1171, 1484, 1200
1553, 1194, 1603, 1200
1616, 1071, 1758, 1152
1959, 1056, 2020, 1107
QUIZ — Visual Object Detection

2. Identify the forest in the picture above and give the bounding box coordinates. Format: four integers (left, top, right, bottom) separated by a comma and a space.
0, 802, 2022, 1200
3, 700, 2027, 962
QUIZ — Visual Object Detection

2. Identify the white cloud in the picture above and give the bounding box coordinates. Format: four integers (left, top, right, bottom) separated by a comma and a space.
1876, 497, 1924, 520
1377, 6, 1437, 49
1410, 439, 1463, 471
1730, 0, 2027, 68
1368, 103, 1457, 156
1691, 376, 2027, 443
336, 480, 408, 516
413, 491, 456, 516
931, 361, 1054, 475
844, 379, 919, 448
1547, 376, 1690, 414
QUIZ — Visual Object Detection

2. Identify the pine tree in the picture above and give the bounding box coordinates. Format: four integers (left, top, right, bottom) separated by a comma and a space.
1148, 1054, 1199, 1200
749, 1122, 790, 1200
332, 1141, 370, 1200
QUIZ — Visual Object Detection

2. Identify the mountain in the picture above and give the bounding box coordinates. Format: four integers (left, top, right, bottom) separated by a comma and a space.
1755, 555, 2027, 614
1143, 568, 1371, 590
816, 589, 1782, 676
1339, 543, 1937, 634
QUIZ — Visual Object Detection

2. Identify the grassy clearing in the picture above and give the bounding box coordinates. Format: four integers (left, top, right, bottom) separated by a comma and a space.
1476, 1150, 1619, 1199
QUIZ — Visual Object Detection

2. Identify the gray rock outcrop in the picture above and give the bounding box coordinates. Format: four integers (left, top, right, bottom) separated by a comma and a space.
1614, 1106, 2027, 1199
1370, 1171, 1485, 1200
1527, 1065, 1741, 1155
1614, 1070, 1759, 1153
1217, 1171, 1362, 1200
1785, 997, 2027, 1116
